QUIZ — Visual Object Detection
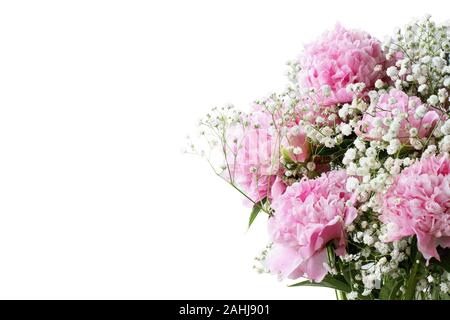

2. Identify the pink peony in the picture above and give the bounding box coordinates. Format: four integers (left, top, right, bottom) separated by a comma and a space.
265, 170, 357, 281
253, 98, 310, 163
380, 155, 450, 261
356, 89, 441, 142
227, 102, 311, 203
226, 110, 280, 203
297, 24, 385, 106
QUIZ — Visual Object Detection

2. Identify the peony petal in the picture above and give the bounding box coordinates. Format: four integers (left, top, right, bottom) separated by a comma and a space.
289, 248, 329, 282
416, 230, 439, 261
265, 245, 303, 279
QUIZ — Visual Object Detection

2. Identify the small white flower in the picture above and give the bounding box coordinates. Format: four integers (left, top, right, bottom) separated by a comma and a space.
324, 137, 335, 148
374, 64, 383, 72
316, 116, 325, 124
421, 55, 431, 64
366, 147, 377, 158
432, 56, 445, 69
341, 123, 352, 136
427, 95, 439, 106
346, 162, 357, 175
418, 84, 428, 93
414, 104, 427, 119
410, 138, 423, 150
328, 114, 337, 122
387, 66, 398, 78
355, 139, 366, 151
346, 177, 359, 192
375, 79, 385, 89
338, 104, 350, 119
387, 139, 401, 155
422, 145, 437, 158
306, 162, 316, 171
403, 157, 411, 166
417, 76, 427, 85
438, 88, 448, 103
292, 147, 302, 155
441, 120, 450, 135
390, 164, 401, 175
345, 148, 357, 161
444, 77, 450, 87
411, 64, 421, 75
321, 126, 334, 136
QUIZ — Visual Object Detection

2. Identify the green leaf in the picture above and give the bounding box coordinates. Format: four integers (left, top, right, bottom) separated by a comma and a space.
281, 147, 295, 164
432, 285, 441, 300
316, 146, 339, 156
433, 247, 450, 272
341, 265, 353, 286
248, 199, 266, 229
440, 292, 450, 300
379, 277, 402, 300
289, 274, 351, 293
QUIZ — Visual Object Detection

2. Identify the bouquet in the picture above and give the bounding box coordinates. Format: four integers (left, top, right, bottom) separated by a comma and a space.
186, 15, 450, 300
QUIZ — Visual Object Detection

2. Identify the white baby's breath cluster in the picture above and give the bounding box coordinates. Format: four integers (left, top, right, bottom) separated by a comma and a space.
383, 15, 450, 101
333, 16, 450, 299
185, 104, 248, 173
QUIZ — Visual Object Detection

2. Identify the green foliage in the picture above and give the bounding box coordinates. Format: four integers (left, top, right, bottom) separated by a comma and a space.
248, 198, 267, 229
379, 277, 403, 300
289, 274, 351, 293
432, 248, 450, 273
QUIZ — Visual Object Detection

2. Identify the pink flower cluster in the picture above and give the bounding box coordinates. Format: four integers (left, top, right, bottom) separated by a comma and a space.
226, 110, 279, 203
227, 104, 309, 203
265, 170, 357, 281
381, 155, 450, 261
297, 24, 385, 106
356, 89, 441, 141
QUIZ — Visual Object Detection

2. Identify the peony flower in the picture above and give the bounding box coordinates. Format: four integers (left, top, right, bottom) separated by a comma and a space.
226, 109, 280, 203
297, 23, 386, 107
356, 89, 441, 142
226, 99, 312, 203
265, 170, 357, 281
380, 155, 450, 261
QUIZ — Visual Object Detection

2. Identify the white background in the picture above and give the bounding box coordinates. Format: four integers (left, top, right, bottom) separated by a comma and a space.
0, 0, 448, 299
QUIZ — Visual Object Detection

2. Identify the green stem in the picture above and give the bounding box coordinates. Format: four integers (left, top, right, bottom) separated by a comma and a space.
403, 261, 419, 300
334, 289, 340, 300
326, 244, 347, 300
403, 239, 420, 300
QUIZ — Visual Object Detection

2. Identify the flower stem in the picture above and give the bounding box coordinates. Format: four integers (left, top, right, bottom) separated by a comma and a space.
327, 244, 347, 300
334, 289, 340, 300
403, 260, 419, 300
403, 238, 420, 300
